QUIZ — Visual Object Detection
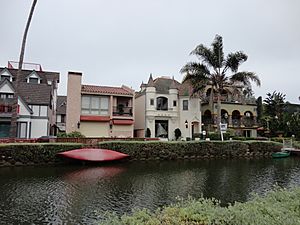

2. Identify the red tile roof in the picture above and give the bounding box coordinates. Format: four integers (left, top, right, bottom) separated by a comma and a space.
81, 85, 133, 96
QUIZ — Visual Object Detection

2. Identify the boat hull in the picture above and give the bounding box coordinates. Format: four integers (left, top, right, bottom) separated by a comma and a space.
272, 151, 290, 158
57, 148, 129, 162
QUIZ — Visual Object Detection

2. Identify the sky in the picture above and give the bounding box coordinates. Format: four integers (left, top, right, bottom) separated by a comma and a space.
1, 0, 300, 103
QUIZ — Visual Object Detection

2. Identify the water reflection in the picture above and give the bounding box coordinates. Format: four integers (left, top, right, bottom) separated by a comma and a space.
1, 158, 300, 224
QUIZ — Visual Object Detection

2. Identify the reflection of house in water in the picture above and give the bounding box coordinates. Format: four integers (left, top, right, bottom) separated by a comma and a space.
134, 74, 201, 140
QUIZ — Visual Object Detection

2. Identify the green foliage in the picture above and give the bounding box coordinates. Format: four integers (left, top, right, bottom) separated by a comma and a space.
98, 141, 281, 160
57, 131, 85, 138
0, 143, 83, 165
101, 187, 300, 225
207, 132, 230, 140
174, 128, 182, 140
145, 128, 151, 138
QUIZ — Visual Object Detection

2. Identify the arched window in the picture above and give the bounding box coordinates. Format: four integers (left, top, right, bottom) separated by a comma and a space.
156, 97, 168, 111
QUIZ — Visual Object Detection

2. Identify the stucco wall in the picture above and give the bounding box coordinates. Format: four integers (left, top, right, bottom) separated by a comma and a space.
112, 125, 133, 137
80, 122, 109, 137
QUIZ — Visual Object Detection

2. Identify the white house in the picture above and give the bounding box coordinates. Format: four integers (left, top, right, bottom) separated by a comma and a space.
134, 74, 202, 140
0, 64, 59, 138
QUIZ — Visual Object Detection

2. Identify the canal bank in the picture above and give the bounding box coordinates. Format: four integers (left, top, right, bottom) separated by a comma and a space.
0, 141, 282, 167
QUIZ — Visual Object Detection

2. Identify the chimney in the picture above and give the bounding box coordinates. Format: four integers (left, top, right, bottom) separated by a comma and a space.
66, 71, 82, 133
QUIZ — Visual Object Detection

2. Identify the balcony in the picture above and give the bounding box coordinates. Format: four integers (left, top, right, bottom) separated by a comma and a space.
113, 106, 133, 117
202, 95, 256, 105
0, 104, 13, 114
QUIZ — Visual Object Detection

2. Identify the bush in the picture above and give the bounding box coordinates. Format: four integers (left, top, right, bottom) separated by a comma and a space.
0, 143, 83, 165
100, 187, 300, 225
98, 140, 281, 160
145, 128, 151, 138
174, 128, 182, 140
57, 131, 85, 138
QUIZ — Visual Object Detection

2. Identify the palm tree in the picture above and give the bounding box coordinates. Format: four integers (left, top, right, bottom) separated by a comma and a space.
10, 0, 38, 138
180, 35, 261, 132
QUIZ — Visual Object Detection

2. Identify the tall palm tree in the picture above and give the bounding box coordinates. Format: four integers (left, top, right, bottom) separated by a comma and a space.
10, 0, 38, 138
180, 35, 261, 132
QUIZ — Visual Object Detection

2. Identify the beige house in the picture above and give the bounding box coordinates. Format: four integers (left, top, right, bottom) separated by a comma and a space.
66, 72, 135, 137
134, 74, 202, 140
201, 85, 258, 137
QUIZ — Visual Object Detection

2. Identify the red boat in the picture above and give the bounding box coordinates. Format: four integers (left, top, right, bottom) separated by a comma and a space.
57, 148, 129, 162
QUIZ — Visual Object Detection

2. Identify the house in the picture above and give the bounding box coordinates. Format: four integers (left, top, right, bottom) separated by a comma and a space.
0, 62, 59, 138
201, 85, 258, 137
66, 71, 135, 137
56, 95, 67, 132
134, 74, 202, 140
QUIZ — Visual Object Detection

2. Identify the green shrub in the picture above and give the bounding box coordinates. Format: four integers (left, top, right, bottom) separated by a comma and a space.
58, 131, 85, 138
98, 140, 279, 160
100, 187, 300, 225
0, 143, 83, 165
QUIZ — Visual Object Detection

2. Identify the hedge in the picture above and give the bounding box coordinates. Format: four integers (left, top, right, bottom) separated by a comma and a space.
98, 141, 282, 160
0, 143, 83, 166
100, 187, 300, 225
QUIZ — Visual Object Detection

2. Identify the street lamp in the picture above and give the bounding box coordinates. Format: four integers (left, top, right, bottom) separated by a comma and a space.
185, 120, 188, 128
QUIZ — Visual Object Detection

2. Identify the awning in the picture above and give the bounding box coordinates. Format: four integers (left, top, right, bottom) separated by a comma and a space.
113, 119, 134, 125
80, 115, 110, 122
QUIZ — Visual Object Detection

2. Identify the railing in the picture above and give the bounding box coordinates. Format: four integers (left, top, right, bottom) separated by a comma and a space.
232, 119, 241, 127
202, 118, 214, 125
202, 95, 256, 104
242, 118, 256, 127
112, 106, 133, 117
0, 104, 13, 114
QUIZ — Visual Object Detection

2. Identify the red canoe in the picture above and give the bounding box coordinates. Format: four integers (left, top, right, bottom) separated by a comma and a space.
57, 148, 129, 162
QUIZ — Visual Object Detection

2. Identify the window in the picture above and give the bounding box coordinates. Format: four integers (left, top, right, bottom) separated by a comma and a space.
150, 99, 154, 106
0, 93, 14, 99
173, 100, 177, 107
28, 77, 39, 84
183, 100, 188, 110
81, 95, 109, 115
156, 97, 168, 110
61, 115, 66, 123
1, 75, 11, 81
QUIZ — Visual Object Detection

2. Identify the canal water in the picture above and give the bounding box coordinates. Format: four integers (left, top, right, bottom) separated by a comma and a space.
1, 157, 300, 224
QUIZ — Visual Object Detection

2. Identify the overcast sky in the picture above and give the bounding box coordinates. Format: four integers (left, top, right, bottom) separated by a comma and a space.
1, 0, 300, 102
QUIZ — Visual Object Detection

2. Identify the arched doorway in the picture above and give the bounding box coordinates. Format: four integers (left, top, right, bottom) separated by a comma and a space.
221, 109, 229, 124
232, 110, 241, 127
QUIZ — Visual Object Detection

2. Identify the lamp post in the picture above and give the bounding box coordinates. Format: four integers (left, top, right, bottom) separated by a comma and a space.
185, 120, 188, 140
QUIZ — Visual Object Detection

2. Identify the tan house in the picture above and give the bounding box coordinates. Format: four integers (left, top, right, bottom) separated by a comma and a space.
201, 85, 258, 137
66, 72, 135, 137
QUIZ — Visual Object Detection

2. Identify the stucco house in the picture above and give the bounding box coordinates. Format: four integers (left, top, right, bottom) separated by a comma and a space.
0, 63, 59, 138
134, 74, 202, 140
201, 85, 258, 137
66, 71, 135, 137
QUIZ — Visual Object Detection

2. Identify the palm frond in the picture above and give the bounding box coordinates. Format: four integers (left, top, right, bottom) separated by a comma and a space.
190, 45, 216, 68
211, 34, 224, 68
224, 51, 248, 73
230, 72, 261, 87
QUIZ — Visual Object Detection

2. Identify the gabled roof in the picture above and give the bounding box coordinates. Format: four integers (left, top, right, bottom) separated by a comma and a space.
0, 67, 60, 84
0, 79, 33, 113
18, 82, 52, 105
152, 76, 180, 94
57, 96, 67, 115
81, 85, 134, 96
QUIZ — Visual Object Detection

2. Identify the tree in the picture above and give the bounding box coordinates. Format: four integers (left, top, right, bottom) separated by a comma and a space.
145, 128, 151, 138
180, 35, 260, 132
262, 91, 286, 136
10, 0, 38, 138
174, 128, 182, 140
